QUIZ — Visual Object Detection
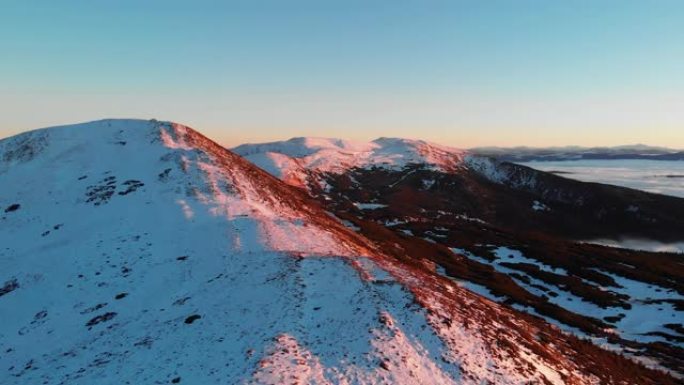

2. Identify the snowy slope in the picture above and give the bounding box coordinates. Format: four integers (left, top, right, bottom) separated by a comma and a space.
0, 119, 666, 384
233, 137, 467, 187
232, 136, 684, 378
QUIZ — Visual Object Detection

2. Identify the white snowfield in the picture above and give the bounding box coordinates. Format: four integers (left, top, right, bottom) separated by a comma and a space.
0, 119, 609, 384
233, 137, 468, 188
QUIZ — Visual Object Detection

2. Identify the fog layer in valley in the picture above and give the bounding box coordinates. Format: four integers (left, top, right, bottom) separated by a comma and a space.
519, 160, 684, 198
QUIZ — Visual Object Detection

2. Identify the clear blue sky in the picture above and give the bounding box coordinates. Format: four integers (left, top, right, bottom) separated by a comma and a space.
1, 1, 682, 148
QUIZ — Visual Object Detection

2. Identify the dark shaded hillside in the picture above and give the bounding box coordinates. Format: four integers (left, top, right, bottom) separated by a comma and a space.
469, 160, 684, 241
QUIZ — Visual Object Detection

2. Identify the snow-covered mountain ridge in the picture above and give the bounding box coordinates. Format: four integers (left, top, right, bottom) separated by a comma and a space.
233, 137, 469, 187
233, 136, 684, 378
0, 120, 677, 384
232, 137, 533, 192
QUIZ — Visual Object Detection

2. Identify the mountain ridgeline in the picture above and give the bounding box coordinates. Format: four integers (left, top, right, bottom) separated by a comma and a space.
0, 119, 681, 384
235, 134, 684, 378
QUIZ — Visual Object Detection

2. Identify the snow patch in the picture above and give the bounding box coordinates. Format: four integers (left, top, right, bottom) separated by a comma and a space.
532, 200, 550, 212
353, 202, 388, 210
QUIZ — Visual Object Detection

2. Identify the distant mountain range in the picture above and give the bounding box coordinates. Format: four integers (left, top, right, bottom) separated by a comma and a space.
471, 144, 684, 161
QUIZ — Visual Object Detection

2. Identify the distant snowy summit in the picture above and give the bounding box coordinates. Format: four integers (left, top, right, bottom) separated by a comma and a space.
233, 136, 559, 194
234, 136, 466, 175
233, 137, 486, 188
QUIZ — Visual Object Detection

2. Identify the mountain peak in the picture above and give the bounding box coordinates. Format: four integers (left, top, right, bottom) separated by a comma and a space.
1, 119, 371, 258
233, 136, 467, 188
2, 120, 677, 384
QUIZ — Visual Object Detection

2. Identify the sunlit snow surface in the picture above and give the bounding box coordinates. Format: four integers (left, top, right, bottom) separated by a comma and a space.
233, 137, 466, 188
0, 120, 601, 385
518, 159, 684, 198
0, 121, 453, 384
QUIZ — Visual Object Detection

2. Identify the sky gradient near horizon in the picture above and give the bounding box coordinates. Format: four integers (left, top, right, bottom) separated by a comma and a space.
1, 1, 683, 148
